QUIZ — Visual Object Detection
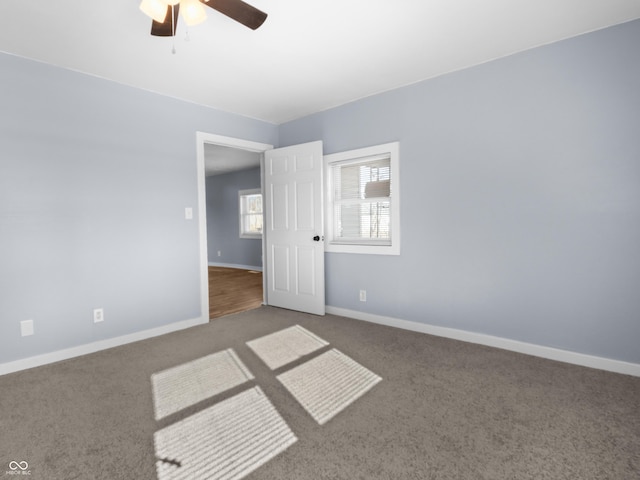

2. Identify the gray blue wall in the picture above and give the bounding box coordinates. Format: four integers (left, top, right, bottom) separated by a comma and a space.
2, 18, 639, 368
280, 19, 640, 364
0, 52, 277, 364
206, 168, 262, 269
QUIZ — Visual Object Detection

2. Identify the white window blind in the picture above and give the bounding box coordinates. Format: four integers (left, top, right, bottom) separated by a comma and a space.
239, 189, 263, 238
331, 153, 392, 245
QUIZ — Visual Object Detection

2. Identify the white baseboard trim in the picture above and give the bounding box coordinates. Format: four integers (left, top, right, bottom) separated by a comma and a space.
0, 315, 208, 376
326, 306, 640, 377
208, 262, 262, 272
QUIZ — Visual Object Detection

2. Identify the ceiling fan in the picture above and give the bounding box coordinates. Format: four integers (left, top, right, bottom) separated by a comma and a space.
140, 0, 268, 36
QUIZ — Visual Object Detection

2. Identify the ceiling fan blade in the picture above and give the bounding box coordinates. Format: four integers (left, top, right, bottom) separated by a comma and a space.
151, 3, 180, 36
205, 0, 267, 30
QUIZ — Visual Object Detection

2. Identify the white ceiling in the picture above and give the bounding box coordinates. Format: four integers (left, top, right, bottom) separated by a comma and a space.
204, 143, 261, 176
1, 1, 640, 127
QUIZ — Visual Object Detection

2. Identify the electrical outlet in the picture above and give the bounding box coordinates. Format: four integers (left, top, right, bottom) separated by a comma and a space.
359, 290, 367, 302
185, 207, 193, 220
217, 250, 221, 257
20, 319, 34, 337
93, 308, 104, 323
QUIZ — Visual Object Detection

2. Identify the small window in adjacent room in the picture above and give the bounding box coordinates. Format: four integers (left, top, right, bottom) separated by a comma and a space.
324, 142, 400, 255
239, 189, 263, 238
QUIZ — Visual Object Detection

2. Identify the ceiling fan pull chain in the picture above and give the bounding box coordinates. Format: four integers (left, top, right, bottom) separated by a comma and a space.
171, 4, 177, 54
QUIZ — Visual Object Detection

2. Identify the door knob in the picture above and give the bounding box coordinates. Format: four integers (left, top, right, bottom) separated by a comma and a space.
313, 235, 321, 241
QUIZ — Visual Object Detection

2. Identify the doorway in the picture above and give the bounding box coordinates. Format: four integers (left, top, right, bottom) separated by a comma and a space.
196, 132, 273, 320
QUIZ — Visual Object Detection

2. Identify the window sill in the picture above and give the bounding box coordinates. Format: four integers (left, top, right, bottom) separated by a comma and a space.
325, 242, 400, 256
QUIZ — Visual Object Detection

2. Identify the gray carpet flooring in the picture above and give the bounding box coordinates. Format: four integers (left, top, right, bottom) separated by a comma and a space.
1, 306, 639, 479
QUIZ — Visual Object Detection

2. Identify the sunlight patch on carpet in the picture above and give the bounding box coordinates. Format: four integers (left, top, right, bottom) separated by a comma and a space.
246, 325, 329, 370
151, 348, 254, 420
277, 349, 382, 425
154, 387, 297, 480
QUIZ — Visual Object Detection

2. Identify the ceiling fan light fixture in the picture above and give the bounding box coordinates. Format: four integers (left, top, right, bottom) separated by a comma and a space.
165, 0, 181, 5
140, 0, 169, 23
181, 0, 207, 26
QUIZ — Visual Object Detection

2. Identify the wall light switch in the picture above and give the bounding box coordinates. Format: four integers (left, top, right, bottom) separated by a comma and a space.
185, 207, 193, 220
21, 319, 34, 337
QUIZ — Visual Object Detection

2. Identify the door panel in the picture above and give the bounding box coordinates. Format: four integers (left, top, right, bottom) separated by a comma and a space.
270, 183, 289, 231
296, 246, 316, 296
272, 245, 290, 293
264, 141, 324, 315
296, 181, 314, 230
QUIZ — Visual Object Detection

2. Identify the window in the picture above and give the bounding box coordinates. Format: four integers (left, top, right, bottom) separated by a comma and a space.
324, 142, 400, 255
239, 189, 263, 238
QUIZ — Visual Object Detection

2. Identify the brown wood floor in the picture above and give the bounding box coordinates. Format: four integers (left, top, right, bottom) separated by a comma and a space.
208, 266, 263, 319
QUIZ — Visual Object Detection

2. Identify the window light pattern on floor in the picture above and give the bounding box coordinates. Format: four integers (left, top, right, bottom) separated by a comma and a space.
151, 348, 254, 420
154, 386, 297, 480
246, 324, 329, 370
277, 348, 382, 425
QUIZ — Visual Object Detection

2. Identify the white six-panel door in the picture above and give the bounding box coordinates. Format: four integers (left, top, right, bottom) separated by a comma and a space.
264, 141, 325, 315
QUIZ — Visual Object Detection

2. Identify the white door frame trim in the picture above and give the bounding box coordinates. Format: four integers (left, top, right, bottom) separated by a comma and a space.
196, 132, 274, 317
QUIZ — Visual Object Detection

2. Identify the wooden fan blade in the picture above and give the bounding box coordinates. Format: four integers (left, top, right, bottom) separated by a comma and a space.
151, 3, 180, 36
205, 0, 267, 30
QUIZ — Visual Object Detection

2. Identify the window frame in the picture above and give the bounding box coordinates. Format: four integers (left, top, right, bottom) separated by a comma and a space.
238, 188, 263, 239
324, 142, 400, 255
